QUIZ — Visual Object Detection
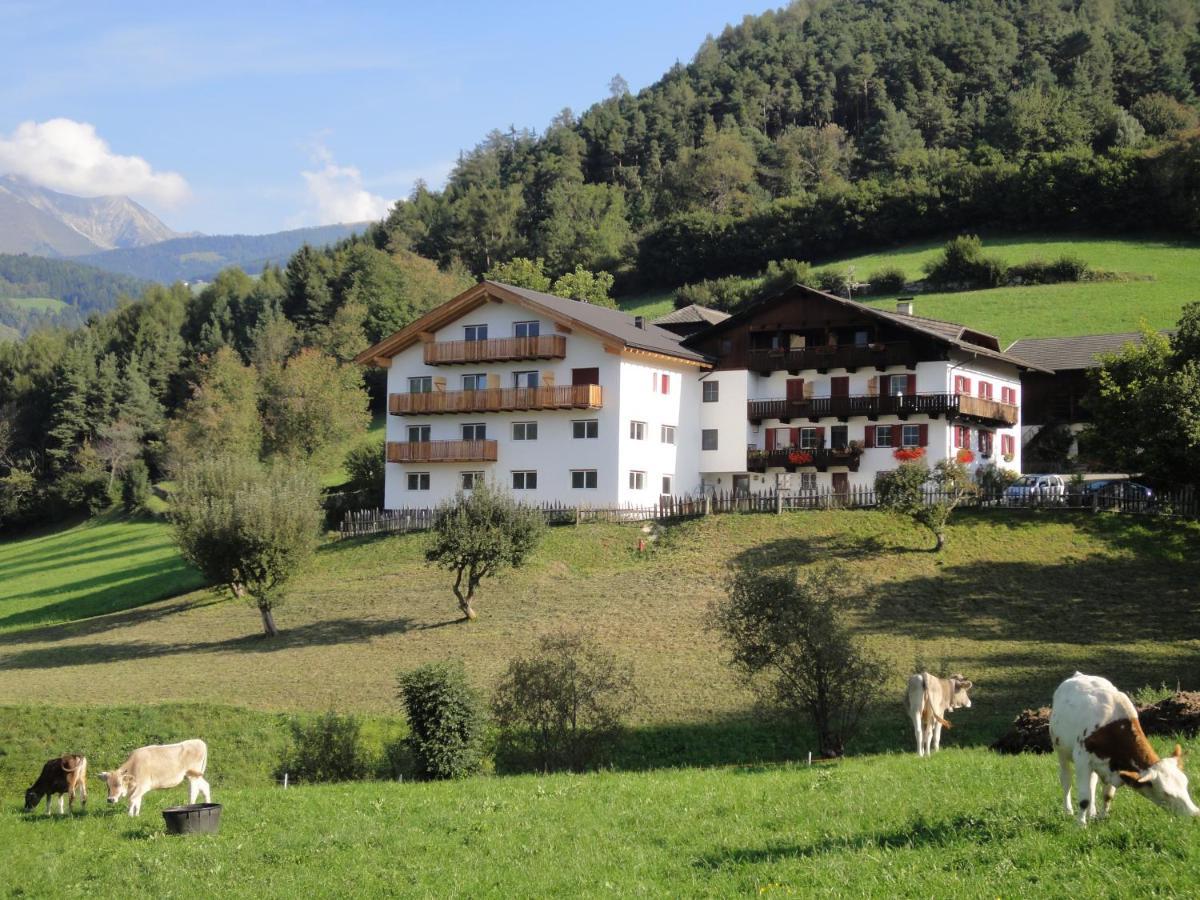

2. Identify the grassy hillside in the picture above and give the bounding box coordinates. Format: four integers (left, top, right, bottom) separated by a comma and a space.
620, 235, 1200, 345
6, 746, 1200, 898
6, 296, 66, 312
2, 510, 1196, 749
0, 514, 203, 633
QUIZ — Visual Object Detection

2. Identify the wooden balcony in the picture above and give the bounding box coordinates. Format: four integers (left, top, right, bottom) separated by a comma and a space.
390, 384, 602, 416
386, 440, 498, 463
746, 446, 863, 473
747, 341, 915, 374
423, 334, 566, 365
747, 392, 1018, 426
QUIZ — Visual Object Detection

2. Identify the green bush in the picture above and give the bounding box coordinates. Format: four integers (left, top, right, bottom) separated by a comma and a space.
343, 439, 385, 506
675, 275, 759, 312
867, 266, 908, 294
398, 661, 485, 780
1007, 255, 1092, 285
815, 267, 851, 295
924, 235, 1007, 289
277, 711, 372, 784
120, 460, 152, 514
974, 463, 1020, 496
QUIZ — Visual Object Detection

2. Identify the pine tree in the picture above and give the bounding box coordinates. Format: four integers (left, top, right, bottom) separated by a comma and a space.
45, 342, 95, 475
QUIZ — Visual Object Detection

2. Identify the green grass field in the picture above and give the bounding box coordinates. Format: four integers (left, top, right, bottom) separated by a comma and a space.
4, 296, 68, 312
619, 234, 1200, 346
5, 746, 1200, 898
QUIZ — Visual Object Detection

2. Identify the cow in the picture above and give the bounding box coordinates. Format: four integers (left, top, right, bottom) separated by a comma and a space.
24, 755, 87, 815
97, 739, 210, 817
907, 672, 973, 756
1050, 672, 1199, 826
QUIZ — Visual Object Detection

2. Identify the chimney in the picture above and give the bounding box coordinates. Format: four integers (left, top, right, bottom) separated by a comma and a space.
896, 298, 914, 316
634, 315, 645, 330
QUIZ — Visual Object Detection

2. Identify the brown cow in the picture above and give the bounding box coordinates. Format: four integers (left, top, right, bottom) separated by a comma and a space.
25, 755, 88, 814
906, 672, 973, 756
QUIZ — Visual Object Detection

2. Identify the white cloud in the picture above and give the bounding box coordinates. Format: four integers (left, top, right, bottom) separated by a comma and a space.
299, 146, 393, 225
0, 118, 189, 206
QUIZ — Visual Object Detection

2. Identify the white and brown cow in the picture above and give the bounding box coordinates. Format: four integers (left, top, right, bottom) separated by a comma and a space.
1050, 672, 1199, 826
906, 672, 973, 756
97, 739, 210, 817
24, 755, 87, 815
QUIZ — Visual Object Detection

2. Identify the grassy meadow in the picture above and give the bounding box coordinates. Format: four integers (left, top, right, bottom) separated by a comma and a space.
619, 234, 1200, 346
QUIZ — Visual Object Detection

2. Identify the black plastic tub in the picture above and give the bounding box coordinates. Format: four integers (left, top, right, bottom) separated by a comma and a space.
162, 803, 222, 835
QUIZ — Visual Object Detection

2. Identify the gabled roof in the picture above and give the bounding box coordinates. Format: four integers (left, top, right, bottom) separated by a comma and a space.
354, 280, 711, 367
1005, 330, 1175, 373
651, 304, 732, 327
682, 283, 1051, 373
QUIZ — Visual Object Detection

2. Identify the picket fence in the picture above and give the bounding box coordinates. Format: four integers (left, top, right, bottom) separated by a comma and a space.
336, 484, 1200, 539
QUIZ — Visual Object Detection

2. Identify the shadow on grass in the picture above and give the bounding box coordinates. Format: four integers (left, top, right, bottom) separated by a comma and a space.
0, 597, 214, 647
0, 616, 418, 670
731, 533, 901, 571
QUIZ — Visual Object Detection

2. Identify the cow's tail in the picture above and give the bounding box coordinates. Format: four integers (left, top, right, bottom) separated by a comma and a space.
921, 675, 952, 730
60, 754, 85, 774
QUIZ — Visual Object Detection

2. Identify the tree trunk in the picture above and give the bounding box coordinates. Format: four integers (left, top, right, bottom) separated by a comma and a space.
932, 529, 945, 552
458, 595, 477, 621
259, 603, 279, 637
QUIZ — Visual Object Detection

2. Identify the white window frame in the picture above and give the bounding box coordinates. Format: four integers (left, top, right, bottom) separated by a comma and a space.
512, 421, 538, 441
660, 424, 676, 445
701, 429, 718, 451
463, 324, 487, 341
407, 472, 430, 491
702, 381, 719, 402
407, 425, 431, 443
513, 370, 539, 388
511, 470, 537, 490
875, 425, 893, 448
461, 423, 487, 441
513, 321, 540, 338
573, 419, 598, 439
800, 427, 818, 450
902, 424, 921, 448
630, 420, 646, 441
628, 470, 646, 491
571, 469, 597, 489
460, 471, 483, 490
408, 376, 432, 393
462, 373, 487, 391
661, 474, 673, 495
797, 472, 817, 491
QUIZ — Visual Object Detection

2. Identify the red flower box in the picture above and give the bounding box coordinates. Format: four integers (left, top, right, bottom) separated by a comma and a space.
956, 448, 976, 464
893, 446, 926, 461
787, 450, 814, 465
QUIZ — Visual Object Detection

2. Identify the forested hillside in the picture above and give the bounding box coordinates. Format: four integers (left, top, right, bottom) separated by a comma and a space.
0, 254, 151, 336
379, 0, 1200, 286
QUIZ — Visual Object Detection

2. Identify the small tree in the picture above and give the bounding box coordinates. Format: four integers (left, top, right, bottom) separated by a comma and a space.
425, 481, 544, 621
171, 454, 322, 636
711, 565, 890, 757
876, 460, 974, 552
398, 661, 486, 780
493, 630, 637, 773
277, 711, 371, 784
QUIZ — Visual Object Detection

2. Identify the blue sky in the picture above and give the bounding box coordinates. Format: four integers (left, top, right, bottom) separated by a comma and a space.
0, 0, 764, 234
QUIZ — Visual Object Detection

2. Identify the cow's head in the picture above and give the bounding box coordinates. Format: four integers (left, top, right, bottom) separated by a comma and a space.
96, 770, 132, 804
23, 788, 40, 811
1120, 745, 1200, 818
949, 674, 973, 710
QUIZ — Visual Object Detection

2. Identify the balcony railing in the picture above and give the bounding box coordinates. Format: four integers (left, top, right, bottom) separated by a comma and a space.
424, 334, 566, 365
746, 446, 864, 473
390, 384, 602, 416
386, 440, 498, 463
747, 392, 1018, 426
747, 341, 914, 373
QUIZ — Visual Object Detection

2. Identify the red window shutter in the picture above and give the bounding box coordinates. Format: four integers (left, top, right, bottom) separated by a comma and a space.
790, 427, 801, 447
815, 426, 826, 447
918, 424, 928, 446
953, 375, 963, 393
786, 378, 805, 401
963, 377, 972, 394
662, 374, 670, 393
953, 427, 961, 449
891, 424, 902, 446
766, 429, 776, 451
864, 426, 875, 448
906, 373, 917, 395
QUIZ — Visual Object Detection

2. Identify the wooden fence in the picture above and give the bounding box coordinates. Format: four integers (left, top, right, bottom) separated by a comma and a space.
335, 485, 1200, 539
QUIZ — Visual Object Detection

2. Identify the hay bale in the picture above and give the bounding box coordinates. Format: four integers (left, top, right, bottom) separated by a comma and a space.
991, 707, 1052, 755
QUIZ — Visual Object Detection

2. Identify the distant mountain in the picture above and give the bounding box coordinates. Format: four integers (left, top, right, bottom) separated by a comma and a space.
0, 175, 182, 255
78, 223, 369, 282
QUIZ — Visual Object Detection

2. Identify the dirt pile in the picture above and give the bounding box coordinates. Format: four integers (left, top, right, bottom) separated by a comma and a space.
991, 693, 1200, 755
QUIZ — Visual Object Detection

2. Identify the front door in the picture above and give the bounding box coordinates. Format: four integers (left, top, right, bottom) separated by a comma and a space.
732, 474, 750, 497
831, 472, 849, 497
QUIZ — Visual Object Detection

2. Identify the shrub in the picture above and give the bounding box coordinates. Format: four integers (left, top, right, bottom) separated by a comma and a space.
975, 462, 1020, 496
493, 630, 637, 773
1007, 255, 1092, 285
924, 235, 1007, 289
710, 564, 890, 757
675, 275, 759, 312
815, 267, 851, 295
343, 439, 385, 506
876, 460, 975, 552
120, 459, 152, 514
398, 661, 485, 780
759, 259, 815, 297
277, 711, 371, 784
867, 266, 908, 294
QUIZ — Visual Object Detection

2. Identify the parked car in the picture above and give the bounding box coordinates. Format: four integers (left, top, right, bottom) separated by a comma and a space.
1084, 479, 1154, 511
1003, 474, 1067, 505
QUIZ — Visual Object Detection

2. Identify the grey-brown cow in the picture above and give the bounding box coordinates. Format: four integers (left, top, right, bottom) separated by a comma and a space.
907, 672, 973, 756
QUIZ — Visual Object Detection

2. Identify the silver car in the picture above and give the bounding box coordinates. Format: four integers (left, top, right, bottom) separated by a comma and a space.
1003, 474, 1066, 505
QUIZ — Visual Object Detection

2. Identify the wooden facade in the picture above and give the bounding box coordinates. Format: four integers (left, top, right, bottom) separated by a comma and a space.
390, 384, 602, 416
385, 440, 499, 463
423, 334, 567, 366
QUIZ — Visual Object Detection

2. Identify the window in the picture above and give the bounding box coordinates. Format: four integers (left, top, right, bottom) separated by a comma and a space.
572, 367, 599, 386
630, 420, 646, 440
651, 371, 659, 392
797, 472, 817, 491
831, 425, 848, 450
407, 472, 430, 491
408, 376, 432, 393
875, 425, 894, 448
573, 419, 598, 439
512, 471, 537, 490
571, 469, 597, 489
701, 429, 718, 451
660, 424, 676, 444
954, 425, 971, 449
1001, 386, 1017, 405
628, 470, 646, 491
978, 381, 993, 400
978, 430, 994, 457
512, 422, 537, 441
888, 375, 906, 397
702, 381, 719, 402
774, 427, 793, 449
854, 330, 869, 346
1001, 434, 1016, 457
719, 338, 733, 355
800, 427, 818, 449
463, 324, 487, 341
661, 474, 673, 495
513, 371, 539, 388
902, 424, 921, 447
953, 374, 972, 394
661, 373, 671, 394
462, 423, 486, 441
462, 373, 486, 391
513, 321, 539, 338
460, 471, 483, 490
407, 425, 431, 443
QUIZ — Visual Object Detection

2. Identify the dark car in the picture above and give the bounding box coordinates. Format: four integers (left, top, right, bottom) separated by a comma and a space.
1084, 479, 1154, 511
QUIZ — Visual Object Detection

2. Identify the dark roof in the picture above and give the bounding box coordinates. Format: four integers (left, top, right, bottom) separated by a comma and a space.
683, 284, 1050, 372
489, 282, 710, 363
651, 304, 732, 327
1005, 330, 1175, 372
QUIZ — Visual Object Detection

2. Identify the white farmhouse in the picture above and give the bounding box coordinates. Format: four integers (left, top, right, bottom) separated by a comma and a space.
354, 281, 709, 507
